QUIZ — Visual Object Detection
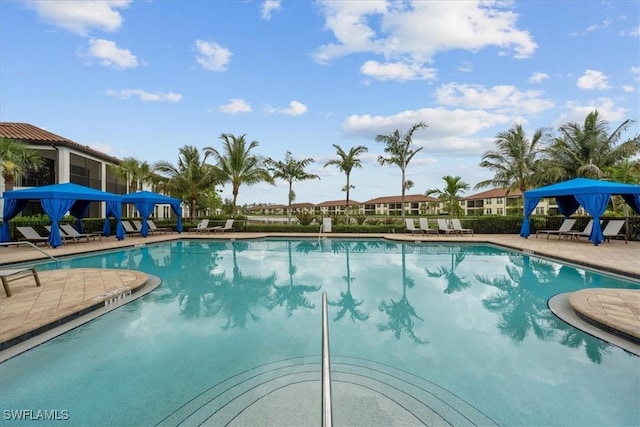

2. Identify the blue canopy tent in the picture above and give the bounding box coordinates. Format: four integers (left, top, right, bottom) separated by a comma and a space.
1, 183, 125, 248
520, 178, 640, 245
121, 191, 183, 237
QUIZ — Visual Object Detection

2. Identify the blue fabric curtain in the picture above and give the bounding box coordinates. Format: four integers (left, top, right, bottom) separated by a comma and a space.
621, 194, 640, 215
69, 200, 91, 233
41, 198, 75, 248
519, 196, 540, 237
135, 201, 155, 237
555, 195, 581, 217
0, 199, 28, 242
102, 200, 125, 240
171, 203, 183, 233
574, 193, 611, 245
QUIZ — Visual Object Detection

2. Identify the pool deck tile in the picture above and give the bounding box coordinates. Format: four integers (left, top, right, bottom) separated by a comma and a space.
0, 232, 638, 352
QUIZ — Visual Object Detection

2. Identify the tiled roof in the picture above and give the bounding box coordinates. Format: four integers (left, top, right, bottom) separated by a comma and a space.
290, 202, 315, 208
248, 204, 287, 210
0, 122, 121, 164
463, 188, 523, 200
362, 194, 439, 204
315, 199, 360, 207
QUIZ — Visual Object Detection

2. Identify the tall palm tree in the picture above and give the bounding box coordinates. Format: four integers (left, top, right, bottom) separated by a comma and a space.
0, 137, 44, 191
425, 175, 469, 218
376, 122, 428, 221
153, 145, 221, 220
541, 110, 640, 182
204, 133, 274, 214
266, 151, 319, 222
110, 156, 153, 216
324, 144, 368, 221
475, 124, 548, 193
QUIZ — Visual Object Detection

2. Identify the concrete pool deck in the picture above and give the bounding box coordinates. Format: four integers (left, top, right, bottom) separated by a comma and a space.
0, 232, 638, 356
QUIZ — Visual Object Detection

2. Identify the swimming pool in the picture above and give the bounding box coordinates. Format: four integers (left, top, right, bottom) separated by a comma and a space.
1, 239, 638, 426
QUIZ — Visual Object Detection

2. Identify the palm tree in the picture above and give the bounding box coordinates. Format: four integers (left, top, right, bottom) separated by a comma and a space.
425, 175, 469, 218
376, 122, 428, 221
204, 133, 274, 214
541, 110, 640, 182
324, 144, 368, 221
475, 124, 548, 193
0, 137, 44, 191
266, 151, 319, 222
110, 156, 153, 216
153, 145, 221, 220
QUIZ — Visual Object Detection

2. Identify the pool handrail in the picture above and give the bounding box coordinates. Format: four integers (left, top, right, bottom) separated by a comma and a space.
321, 292, 333, 427
0, 241, 59, 268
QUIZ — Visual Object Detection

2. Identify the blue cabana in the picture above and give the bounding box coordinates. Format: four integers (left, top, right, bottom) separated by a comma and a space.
1, 183, 125, 248
520, 178, 640, 245
121, 191, 183, 237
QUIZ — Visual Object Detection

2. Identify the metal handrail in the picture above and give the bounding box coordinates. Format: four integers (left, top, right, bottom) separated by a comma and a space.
321, 292, 333, 427
0, 241, 59, 267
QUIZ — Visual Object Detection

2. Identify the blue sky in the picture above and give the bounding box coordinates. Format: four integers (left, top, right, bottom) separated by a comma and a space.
1, 0, 638, 206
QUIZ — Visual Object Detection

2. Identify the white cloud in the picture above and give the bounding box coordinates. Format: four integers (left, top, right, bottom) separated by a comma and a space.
577, 69, 611, 90
586, 18, 612, 32
26, 0, 130, 36
529, 72, 549, 84
553, 98, 629, 127
360, 60, 437, 81
313, 0, 537, 68
622, 85, 635, 93
265, 101, 308, 116
105, 89, 182, 102
631, 66, 640, 80
458, 61, 473, 73
84, 38, 137, 69
195, 40, 232, 71
261, 0, 281, 20
435, 83, 554, 114
219, 98, 252, 114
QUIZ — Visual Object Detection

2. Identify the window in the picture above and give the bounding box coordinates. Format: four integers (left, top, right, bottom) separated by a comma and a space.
497, 208, 504, 215
460, 200, 465, 206
486, 199, 492, 205
496, 198, 503, 204
486, 208, 492, 214
536, 207, 545, 215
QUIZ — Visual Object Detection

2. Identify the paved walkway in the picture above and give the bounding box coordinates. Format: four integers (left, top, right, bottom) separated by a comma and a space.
0, 232, 638, 355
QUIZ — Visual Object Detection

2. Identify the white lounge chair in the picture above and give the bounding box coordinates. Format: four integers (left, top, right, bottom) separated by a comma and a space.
1, 267, 42, 297
147, 219, 171, 234
536, 219, 577, 239
121, 220, 142, 236
405, 218, 423, 234
601, 220, 627, 243
451, 218, 474, 236
189, 219, 210, 233
211, 219, 235, 233
437, 219, 456, 236
16, 226, 50, 246
419, 218, 438, 235
60, 224, 102, 242
562, 219, 596, 240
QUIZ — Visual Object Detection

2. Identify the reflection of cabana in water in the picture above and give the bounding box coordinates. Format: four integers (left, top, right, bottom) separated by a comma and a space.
121, 191, 183, 237
520, 178, 640, 245
1, 183, 124, 248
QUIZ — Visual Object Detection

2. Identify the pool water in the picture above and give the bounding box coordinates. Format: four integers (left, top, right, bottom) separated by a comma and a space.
0, 239, 638, 426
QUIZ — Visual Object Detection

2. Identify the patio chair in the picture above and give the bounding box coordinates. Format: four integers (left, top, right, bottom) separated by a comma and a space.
16, 226, 50, 246
536, 219, 577, 239
437, 219, 457, 236
1, 267, 42, 297
562, 219, 597, 240
451, 218, 474, 236
405, 218, 423, 234
419, 218, 438, 235
121, 220, 142, 236
598, 220, 627, 244
45, 226, 74, 245
189, 219, 210, 233
147, 219, 171, 234
210, 219, 235, 233
60, 224, 102, 242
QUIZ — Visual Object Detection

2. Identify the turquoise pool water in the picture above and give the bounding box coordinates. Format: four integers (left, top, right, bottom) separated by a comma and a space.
0, 239, 639, 426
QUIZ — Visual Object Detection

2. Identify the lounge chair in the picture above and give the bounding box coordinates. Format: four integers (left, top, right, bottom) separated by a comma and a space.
419, 218, 438, 235
147, 219, 171, 234
60, 224, 102, 242
45, 226, 74, 244
16, 226, 50, 246
536, 219, 577, 239
562, 219, 596, 240
121, 220, 142, 236
211, 219, 235, 233
405, 219, 423, 234
189, 219, 210, 233
451, 218, 474, 236
437, 219, 457, 236
1, 267, 42, 297
589, 220, 627, 244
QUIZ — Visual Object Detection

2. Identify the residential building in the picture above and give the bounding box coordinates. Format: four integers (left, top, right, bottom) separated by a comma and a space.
361, 194, 440, 216
461, 188, 564, 216
314, 199, 361, 216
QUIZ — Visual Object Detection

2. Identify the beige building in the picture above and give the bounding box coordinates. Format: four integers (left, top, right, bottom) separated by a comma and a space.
461, 188, 560, 216
361, 194, 440, 216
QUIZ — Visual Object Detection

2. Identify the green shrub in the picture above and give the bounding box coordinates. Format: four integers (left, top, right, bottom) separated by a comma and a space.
295, 212, 315, 226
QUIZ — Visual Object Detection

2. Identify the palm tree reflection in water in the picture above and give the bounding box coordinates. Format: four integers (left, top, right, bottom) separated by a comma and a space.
328, 241, 370, 323
377, 244, 428, 345
425, 246, 471, 294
